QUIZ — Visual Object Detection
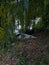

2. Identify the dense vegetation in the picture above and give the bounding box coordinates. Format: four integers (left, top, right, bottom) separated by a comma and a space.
0, 0, 49, 65
0, 0, 49, 42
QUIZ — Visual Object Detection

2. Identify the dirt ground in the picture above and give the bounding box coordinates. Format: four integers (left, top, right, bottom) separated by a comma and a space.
0, 32, 49, 65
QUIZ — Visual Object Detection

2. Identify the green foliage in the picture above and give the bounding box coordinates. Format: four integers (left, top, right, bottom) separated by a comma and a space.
17, 58, 27, 65
39, 62, 46, 65
0, 1, 16, 43
0, 27, 5, 41
35, 21, 45, 29
17, 51, 27, 65
0, 0, 49, 44
28, 0, 44, 19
